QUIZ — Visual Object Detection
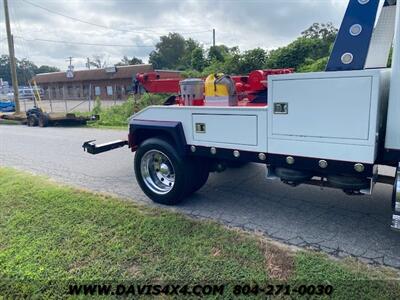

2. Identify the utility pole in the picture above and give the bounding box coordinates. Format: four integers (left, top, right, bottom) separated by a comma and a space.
3, 0, 20, 114
66, 56, 73, 68
86, 57, 91, 69
212, 29, 216, 47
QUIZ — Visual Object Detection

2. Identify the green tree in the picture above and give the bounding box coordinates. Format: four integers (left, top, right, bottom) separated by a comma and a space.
36, 65, 60, 74
266, 23, 338, 71
180, 38, 200, 67
18, 58, 38, 83
266, 37, 331, 70
298, 57, 329, 72
238, 48, 267, 73
0, 55, 59, 85
301, 22, 338, 44
207, 45, 231, 62
116, 56, 143, 66
89, 55, 108, 69
202, 60, 227, 75
202, 46, 242, 75
220, 52, 242, 74
0, 55, 12, 84
149, 33, 186, 69
190, 47, 206, 71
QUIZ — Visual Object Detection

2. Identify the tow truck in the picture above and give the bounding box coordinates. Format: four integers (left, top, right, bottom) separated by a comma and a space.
84, 0, 400, 231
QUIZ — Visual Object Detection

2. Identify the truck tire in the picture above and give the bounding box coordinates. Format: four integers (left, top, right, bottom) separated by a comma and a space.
190, 158, 210, 193
134, 137, 195, 205
27, 115, 38, 127
227, 161, 248, 168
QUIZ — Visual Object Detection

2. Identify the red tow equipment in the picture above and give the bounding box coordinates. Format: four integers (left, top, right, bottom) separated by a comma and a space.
135, 68, 294, 106
135, 72, 181, 94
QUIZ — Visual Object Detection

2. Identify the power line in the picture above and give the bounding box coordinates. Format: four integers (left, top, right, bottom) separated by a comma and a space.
180, 30, 212, 35
11, 2, 155, 54
21, 0, 212, 36
14, 36, 155, 48
21, 0, 154, 34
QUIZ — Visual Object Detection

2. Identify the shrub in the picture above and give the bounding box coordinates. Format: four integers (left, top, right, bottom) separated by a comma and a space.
298, 57, 329, 72
90, 94, 168, 127
92, 96, 102, 114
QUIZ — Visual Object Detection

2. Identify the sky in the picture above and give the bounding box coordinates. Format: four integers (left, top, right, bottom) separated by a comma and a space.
0, 0, 349, 71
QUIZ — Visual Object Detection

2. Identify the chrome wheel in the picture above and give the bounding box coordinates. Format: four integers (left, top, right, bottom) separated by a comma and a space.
140, 150, 175, 195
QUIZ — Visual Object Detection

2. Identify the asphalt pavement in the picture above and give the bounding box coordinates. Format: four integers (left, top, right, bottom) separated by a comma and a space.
1, 125, 400, 268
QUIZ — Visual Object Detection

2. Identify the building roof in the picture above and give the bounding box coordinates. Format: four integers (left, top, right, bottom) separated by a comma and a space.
33, 64, 154, 84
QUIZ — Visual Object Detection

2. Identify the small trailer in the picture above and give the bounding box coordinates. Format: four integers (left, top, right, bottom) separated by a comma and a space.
84, 0, 400, 231
25, 107, 97, 127
0, 107, 97, 127
1, 83, 98, 127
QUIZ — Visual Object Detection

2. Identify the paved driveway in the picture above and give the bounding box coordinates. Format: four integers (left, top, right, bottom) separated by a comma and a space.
1, 125, 400, 267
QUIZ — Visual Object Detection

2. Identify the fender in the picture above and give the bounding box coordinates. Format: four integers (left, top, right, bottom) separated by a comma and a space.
129, 119, 187, 156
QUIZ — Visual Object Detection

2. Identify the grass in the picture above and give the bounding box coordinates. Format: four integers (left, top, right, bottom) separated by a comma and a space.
85, 123, 127, 130
0, 119, 21, 125
0, 167, 399, 299
83, 93, 168, 128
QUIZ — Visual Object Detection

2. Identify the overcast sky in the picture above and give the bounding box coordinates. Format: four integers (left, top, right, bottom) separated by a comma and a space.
0, 0, 349, 70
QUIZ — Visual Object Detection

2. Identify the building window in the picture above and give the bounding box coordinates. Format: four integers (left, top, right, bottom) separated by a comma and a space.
67, 85, 73, 97
115, 86, 120, 98
106, 86, 113, 96
58, 84, 63, 98
83, 85, 89, 97
94, 86, 101, 96
75, 85, 81, 97
43, 87, 48, 99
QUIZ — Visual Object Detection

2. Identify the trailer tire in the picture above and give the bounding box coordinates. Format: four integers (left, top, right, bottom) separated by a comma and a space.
27, 115, 38, 127
134, 137, 195, 205
38, 114, 49, 127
